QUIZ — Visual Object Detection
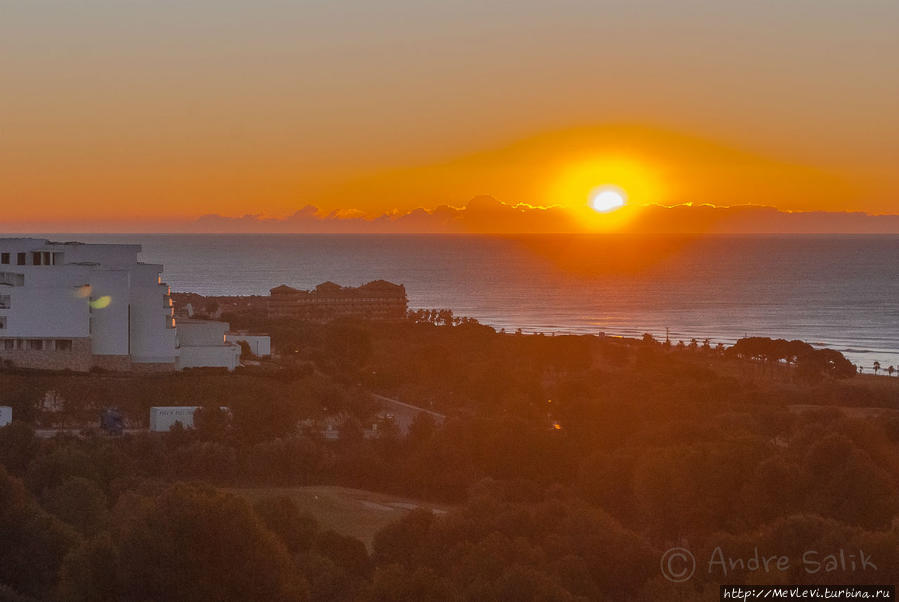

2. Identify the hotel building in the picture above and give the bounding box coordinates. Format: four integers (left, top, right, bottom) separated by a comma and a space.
268, 280, 408, 321
0, 238, 178, 371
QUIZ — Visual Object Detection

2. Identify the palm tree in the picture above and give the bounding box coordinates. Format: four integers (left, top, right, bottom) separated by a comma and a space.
873, 360, 881, 376
888, 365, 895, 377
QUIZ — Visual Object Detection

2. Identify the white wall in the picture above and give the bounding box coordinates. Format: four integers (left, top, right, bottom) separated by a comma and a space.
177, 320, 229, 346
149, 406, 198, 431
88, 268, 132, 356
226, 334, 271, 357
176, 344, 241, 371
0, 407, 11, 427
1, 246, 96, 370
59, 243, 141, 267
1, 262, 92, 338
129, 263, 177, 364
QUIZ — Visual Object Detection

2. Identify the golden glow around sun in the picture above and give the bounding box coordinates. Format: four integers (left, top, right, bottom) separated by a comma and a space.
548, 155, 663, 209
590, 188, 626, 212
546, 154, 664, 230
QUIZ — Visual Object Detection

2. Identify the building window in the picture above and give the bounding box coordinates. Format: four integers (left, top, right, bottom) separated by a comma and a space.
0, 295, 8, 309
56, 340, 73, 352
0, 273, 25, 286
1, 253, 8, 265
16, 253, 26, 265
3, 339, 14, 351
32, 252, 42, 266
0, 317, 6, 329
28, 339, 43, 351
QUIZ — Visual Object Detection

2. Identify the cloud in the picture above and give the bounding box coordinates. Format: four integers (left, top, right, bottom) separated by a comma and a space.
184, 198, 899, 234
3, 197, 897, 233
190, 196, 579, 233
628, 204, 899, 234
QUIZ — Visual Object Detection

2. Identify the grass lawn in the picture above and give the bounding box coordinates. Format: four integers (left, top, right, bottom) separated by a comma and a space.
228, 485, 453, 550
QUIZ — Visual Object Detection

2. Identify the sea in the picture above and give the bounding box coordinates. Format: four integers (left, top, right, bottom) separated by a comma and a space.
30, 234, 899, 370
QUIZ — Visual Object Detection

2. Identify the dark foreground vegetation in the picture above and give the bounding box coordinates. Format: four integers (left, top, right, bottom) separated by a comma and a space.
1, 314, 897, 600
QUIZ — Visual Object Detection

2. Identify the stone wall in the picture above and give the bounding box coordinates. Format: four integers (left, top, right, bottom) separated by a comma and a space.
0, 338, 93, 372
90, 354, 133, 372
131, 362, 176, 373
0, 339, 176, 373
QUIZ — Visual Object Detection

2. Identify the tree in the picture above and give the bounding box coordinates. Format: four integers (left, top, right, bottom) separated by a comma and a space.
493, 565, 576, 602
41, 476, 109, 535
0, 422, 39, 475
62, 483, 305, 602
0, 466, 78, 600
314, 530, 371, 579
797, 348, 856, 382
55, 533, 121, 601
193, 405, 232, 440
326, 321, 372, 364
802, 434, 898, 529
339, 416, 365, 445
372, 509, 435, 567
872, 360, 880, 375
244, 436, 328, 486
365, 565, 454, 602
24, 445, 99, 495
405, 413, 437, 448
237, 339, 254, 359
253, 495, 318, 554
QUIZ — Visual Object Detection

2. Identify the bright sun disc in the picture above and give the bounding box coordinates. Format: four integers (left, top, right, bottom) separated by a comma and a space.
590, 188, 626, 212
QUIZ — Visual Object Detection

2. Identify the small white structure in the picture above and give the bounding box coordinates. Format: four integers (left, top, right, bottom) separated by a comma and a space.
149, 406, 230, 432
175, 319, 241, 371
226, 333, 271, 358
0, 406, 12, 427
149, 406, 199, 431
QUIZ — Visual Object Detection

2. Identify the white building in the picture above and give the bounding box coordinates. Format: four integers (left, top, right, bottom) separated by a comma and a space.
226, 332, 271, 358
149, 406, 231, 431
0, 238, 177, 371
176, 319, 241, 371
0, 406, 11, 427
149, 406, 199, 431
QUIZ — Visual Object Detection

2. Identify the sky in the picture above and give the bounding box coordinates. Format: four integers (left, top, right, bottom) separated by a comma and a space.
1, 0, 898, 232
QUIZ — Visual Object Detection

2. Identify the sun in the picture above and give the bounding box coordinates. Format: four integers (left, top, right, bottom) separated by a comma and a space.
547, 155, 662, 210
590, 187, 627, 212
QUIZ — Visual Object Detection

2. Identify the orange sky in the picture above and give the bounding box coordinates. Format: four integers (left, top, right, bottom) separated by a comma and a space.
1, 1, 897, 231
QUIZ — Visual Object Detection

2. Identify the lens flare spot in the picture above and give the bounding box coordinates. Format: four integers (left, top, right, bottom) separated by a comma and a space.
90, 296, 112, 309
73, 285, 92, 298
